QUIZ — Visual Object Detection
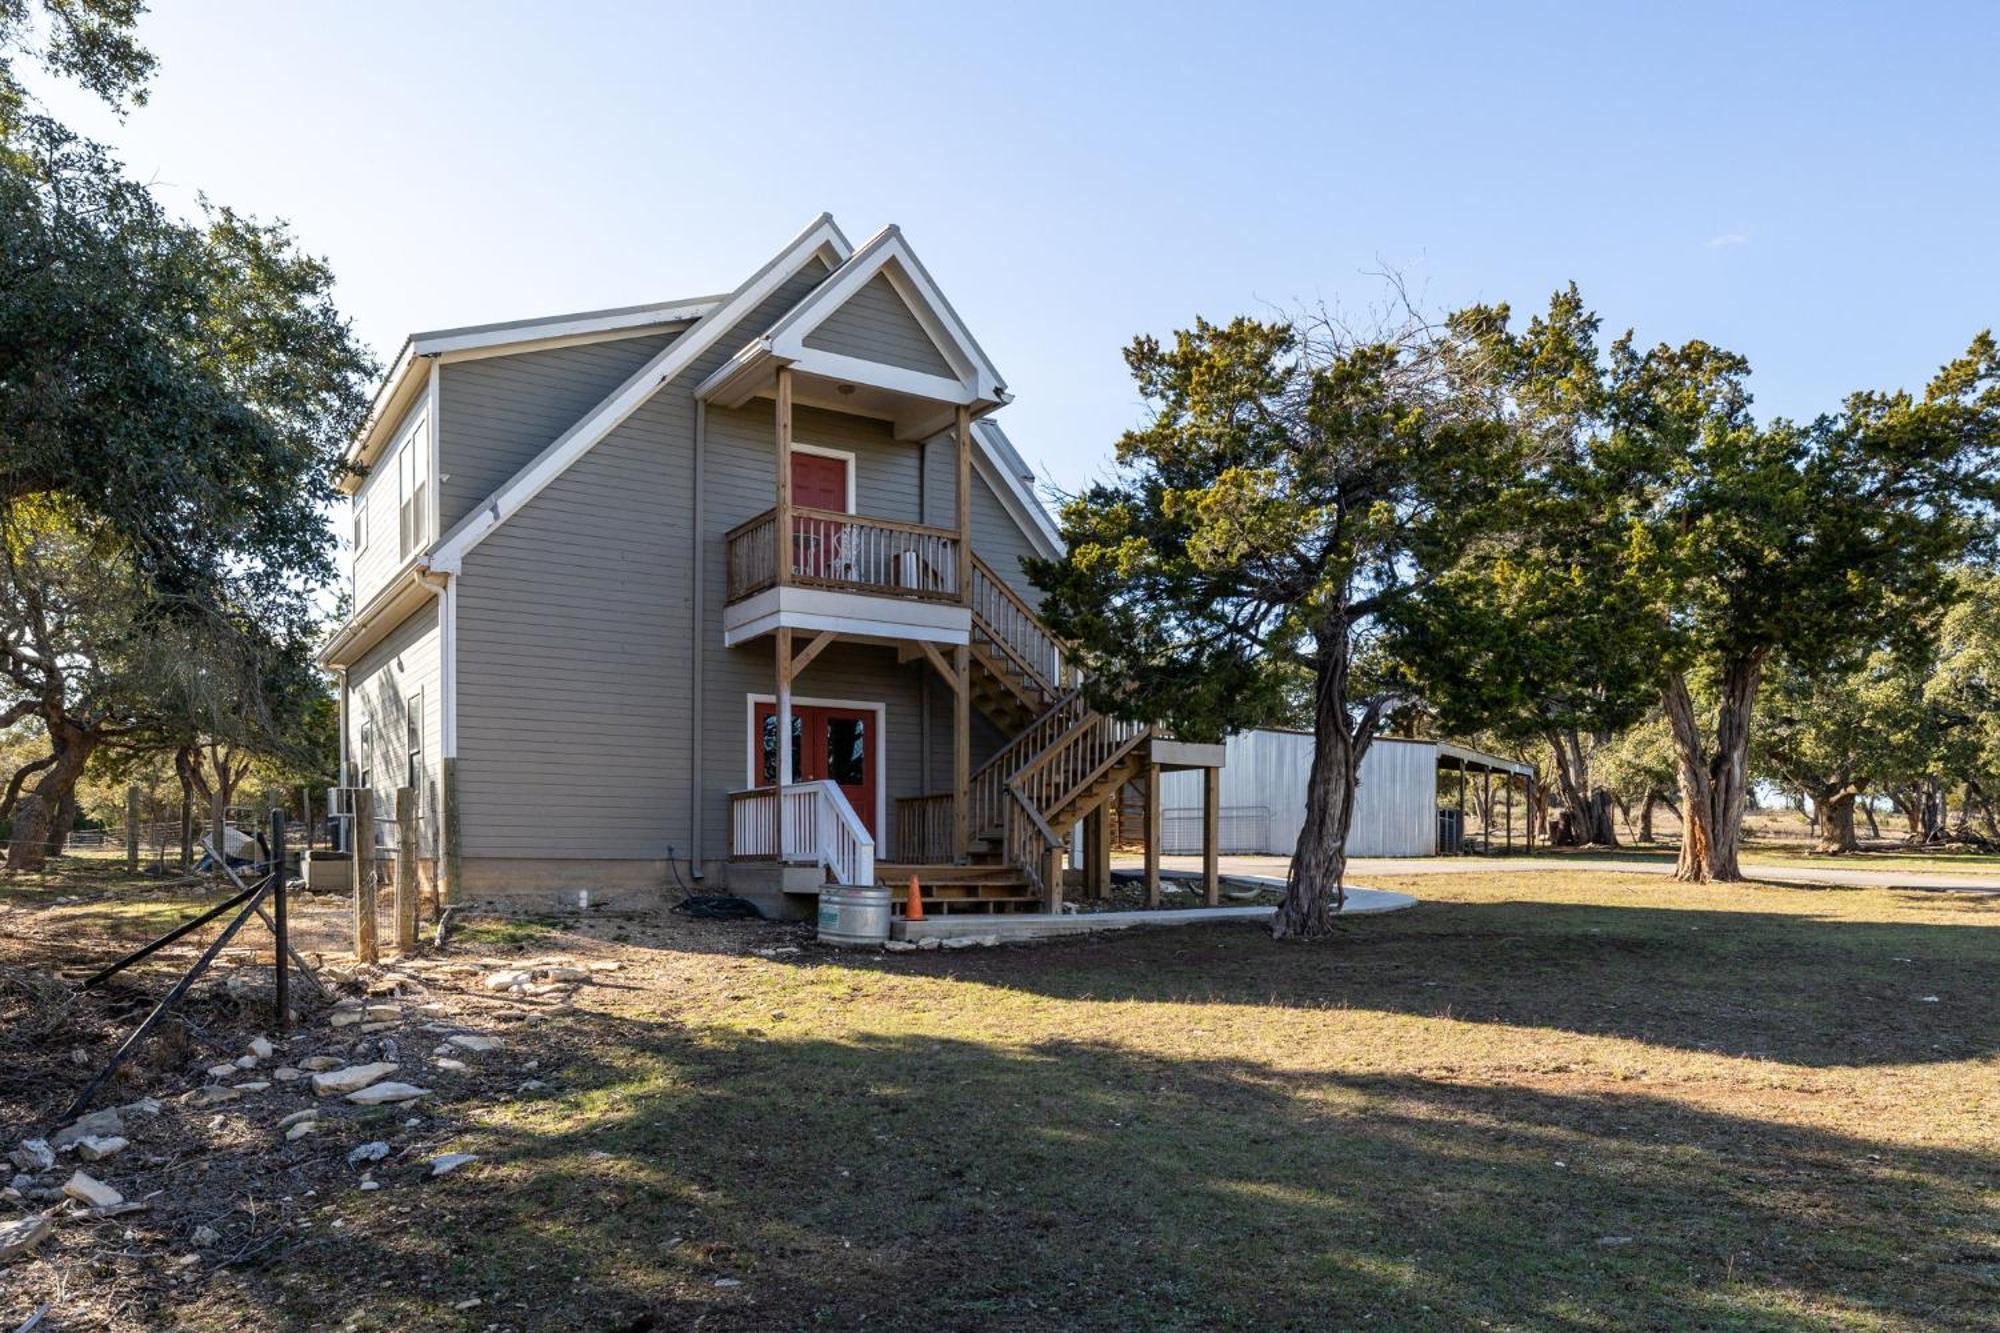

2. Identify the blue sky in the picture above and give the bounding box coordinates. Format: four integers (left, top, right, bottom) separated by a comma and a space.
37, 1, 1998, 497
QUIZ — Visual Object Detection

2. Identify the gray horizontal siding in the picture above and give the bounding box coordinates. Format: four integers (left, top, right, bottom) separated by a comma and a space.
437, 332, 679, 535
456, 258, 834, 863
345, 600, 442, 856
803, 272, 955, 377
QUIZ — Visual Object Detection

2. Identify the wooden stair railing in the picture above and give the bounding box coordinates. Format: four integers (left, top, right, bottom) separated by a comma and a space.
961, 554, 1153, 904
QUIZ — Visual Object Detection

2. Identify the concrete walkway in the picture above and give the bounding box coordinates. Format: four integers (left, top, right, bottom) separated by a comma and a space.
1127, 853, 2000, 896
891, 886, 1417, 943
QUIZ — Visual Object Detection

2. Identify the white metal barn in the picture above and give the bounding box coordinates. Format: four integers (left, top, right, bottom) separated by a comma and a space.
1156, 731, 1533, 857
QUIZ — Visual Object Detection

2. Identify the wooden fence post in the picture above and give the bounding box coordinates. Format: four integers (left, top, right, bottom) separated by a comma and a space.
352, 787, 377, 964
210, 787, 228, 875
124, 784, 140, 872
394, 786, 418, 952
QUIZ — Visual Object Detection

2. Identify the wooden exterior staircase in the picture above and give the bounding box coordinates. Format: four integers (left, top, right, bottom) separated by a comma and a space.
888, 553, 1152, 910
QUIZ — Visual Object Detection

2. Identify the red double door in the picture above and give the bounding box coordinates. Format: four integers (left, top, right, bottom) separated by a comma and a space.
754, 702, 877, 837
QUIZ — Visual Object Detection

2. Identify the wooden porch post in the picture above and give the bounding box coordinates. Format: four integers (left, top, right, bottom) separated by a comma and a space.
1202, 766, 1220, 906
776, 367, 794, 589
1085, 805, 1112, 899
1482, 767, 1492, 854
955, 405, 972, 604
952, 642, 970, 861
394, 785, 418, 952
1144, 762, 1162, 908
352, 787, 377, 965
775, 626, 794, 859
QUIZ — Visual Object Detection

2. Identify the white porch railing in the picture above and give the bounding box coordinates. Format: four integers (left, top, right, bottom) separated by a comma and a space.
728, 779, 876, 887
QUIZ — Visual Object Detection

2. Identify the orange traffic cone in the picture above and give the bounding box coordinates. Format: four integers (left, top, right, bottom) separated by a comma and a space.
905, 872, 925, 921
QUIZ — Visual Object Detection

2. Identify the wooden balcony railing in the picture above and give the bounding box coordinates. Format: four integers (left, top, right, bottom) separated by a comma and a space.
724, 507, 962, 605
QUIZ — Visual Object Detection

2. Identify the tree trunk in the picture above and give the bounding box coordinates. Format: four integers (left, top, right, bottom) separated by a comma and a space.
5, 732, 98, 871
1638, 792, 1656, 843
1862, 799, 1880, 840
1542, 727, 1619, 847
1816, 788, 1859, 853
1662, 658, 1760, 882
1275, 636, 1359, 939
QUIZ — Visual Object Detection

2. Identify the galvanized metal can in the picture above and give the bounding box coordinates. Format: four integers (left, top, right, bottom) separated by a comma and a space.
817, 885, 892, 946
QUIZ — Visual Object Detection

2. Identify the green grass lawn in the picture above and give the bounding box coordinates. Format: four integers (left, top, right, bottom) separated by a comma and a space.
204, 869, 1999, 1332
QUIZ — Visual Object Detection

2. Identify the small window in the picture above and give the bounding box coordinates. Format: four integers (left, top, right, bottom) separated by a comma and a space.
406, 689, 424, 790
358, 719, 374, 791
760, 713, 803, 785
827, 716, 867, 786
353, 494, 368, 553
397, 421, 429, 558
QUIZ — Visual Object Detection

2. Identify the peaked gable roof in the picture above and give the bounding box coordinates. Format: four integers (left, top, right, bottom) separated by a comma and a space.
428, 213, 853, 570
757, 225, 1007, 403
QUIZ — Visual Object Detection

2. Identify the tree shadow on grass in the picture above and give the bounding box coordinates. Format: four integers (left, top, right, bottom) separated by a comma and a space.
230, 1019, 1998, 1332
873, 897, 2000, 1069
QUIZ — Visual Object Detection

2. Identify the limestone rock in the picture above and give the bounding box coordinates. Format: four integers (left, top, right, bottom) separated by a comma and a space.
186, 1086, 241, 1107
538, 967, 588, 983
587, 961, 621, 973
883, 940, 917, 953
205, 1062, 239, 1080
310, 1062, 399, 1097
9, 1140, 54, 1173
329, 1009, 363, 1028
364, 1004, 400, 1023
429, 1153, 477, 1176
483, 970, 531, 990
0, 1212, 53, 1261
75, 1136, 127, 1162
276, 1109, 319, 1131
447, 1033, 500, 1054
346, 1141, 391, 1165
346, 1082, 428, 1106
915, 937, 942, 951
233, 1054, 258, 1070
298, 1055, 344, 1072
53, 1111, 125, 1150
248, 1036, 275, 1060
192, 1224, 219, 1247
233, 1081, 270, 1092
285, 1120, 316, 1142
62, 1170, 122, 1208
435, 1057, 468, 1073
272, 1067, 303, 1082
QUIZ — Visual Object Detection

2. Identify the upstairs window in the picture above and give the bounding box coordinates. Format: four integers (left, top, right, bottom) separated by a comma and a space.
397, 420, 429, 558
406, 689, 425, 790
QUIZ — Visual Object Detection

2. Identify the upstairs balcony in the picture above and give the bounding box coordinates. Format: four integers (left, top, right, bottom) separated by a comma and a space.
721, 505, 972, 648
725, 507, 961, 604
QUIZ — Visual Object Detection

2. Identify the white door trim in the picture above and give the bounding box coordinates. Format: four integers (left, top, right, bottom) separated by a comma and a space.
745, 692, 887, 838
790, 441, 857, 512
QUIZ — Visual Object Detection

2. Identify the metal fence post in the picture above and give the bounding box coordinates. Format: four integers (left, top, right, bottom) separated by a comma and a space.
271, 810, 289, 1031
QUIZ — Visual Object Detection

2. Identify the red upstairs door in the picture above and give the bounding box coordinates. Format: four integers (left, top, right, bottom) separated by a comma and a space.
754, 701, 878, 838
790, 452, 849, 581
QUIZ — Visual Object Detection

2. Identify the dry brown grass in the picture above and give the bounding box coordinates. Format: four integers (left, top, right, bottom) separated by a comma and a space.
1, 865, 1994, 1330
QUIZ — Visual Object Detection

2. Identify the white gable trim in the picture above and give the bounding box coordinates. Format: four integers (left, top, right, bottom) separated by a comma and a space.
761, 226, 1007, 404
428, 214, 853, 572
969, 421, 1063, 560
344, 299, 725, 479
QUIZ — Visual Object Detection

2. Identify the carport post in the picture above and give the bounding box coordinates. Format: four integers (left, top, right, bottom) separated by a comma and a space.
1202, 766, 1220, 907
1457, 762, 1467, 856
1482, 768, 1491, 854
394, 785, 418, 953
1143, 763, 1162, 908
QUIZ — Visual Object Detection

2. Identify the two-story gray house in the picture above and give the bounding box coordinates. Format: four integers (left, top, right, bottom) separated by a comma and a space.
319, 215, 1220, 917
